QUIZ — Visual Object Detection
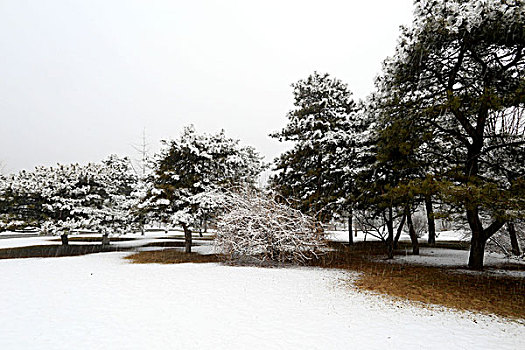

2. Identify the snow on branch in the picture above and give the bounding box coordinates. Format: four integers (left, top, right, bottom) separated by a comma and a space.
214, 188, 327, 265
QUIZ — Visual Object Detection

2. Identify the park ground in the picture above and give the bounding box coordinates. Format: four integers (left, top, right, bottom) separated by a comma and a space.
0, 230, 523, 349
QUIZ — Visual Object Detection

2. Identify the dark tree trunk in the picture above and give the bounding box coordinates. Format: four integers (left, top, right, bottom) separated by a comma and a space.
466, 205, 486, 269
424, 195, 436, 246
102, 233, 110, 246
203, 214, 208, 233
182, 223, 192, 253
385, 207, 394, 259
468, 231, 486, 270
348, 208, 353, 246
406, 210, 419, 255
393, 214, 406, 249
60, 234, 69, 246
466, 206, 506, 269
508, 222, 521, 256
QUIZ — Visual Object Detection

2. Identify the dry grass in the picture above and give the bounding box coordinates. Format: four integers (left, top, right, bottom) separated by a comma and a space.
49, 237, 136, 242
125, 249, 221, 264
0, 244, 124, 259
310, 242, 525, 319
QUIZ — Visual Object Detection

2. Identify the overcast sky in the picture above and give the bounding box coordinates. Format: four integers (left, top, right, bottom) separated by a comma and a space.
0, 0, 414, 172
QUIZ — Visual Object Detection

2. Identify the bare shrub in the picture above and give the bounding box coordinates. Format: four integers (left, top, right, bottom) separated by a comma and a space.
214, 189, 327, 264
487, 222, 524, 259
411, 212, 427, 238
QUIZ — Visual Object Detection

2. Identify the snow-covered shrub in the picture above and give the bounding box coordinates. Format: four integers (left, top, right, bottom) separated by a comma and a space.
215, 189, 327, 264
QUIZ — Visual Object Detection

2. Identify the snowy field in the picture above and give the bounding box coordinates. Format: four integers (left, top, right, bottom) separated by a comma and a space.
0, 251, 523, 349
0, 232, 524, 349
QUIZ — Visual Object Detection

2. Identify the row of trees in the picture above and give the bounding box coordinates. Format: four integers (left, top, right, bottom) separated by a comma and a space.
1, 0, 523, 270
0, 156, 138, 243
0, 126, 266, 253
270, 0, 524, 269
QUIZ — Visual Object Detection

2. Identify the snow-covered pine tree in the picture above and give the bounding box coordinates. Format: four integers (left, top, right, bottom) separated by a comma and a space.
146, 125, 265, 253
0, 158, 138, 243
270, 72, 359, 225
95, 155, 138, 239
0, 169, 47, 231
372, 0, 525, 269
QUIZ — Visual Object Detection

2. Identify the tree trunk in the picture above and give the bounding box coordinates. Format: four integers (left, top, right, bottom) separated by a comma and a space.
347, 208, 353, 246
406, 211, 419, 255
508, 222, 521, 256
424, 195, 436, 246
393, 214, 406, 249
466, 206, 506, 269
466, 206, 486, 269
60, 234, 69, 246
468, 232, 486, 270
102, 233, 110, 246
385, 207, 394, 259
182, 223, 192, 253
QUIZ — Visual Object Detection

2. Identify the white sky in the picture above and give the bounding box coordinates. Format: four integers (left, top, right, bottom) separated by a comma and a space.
0, 0, 414, 172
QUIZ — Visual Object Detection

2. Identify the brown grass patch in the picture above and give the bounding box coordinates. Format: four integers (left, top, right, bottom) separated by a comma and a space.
0, 244, 125, 259
163, 235, 216, 241
49, 237, 136, 242
125, 249, 221, 264
309, 242, 525, 319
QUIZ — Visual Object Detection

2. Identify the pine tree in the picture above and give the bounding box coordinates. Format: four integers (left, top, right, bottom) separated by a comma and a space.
146, 125, 265, 253
373, 0, 525, 269
270, 72, 359, 224
0, 158, 139, 242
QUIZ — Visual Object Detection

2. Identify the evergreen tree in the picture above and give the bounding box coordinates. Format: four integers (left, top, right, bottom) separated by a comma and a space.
146, 125, 265, 253
374, 0, 525, 269
270, 72, 359, 224
0, 157, 138, 243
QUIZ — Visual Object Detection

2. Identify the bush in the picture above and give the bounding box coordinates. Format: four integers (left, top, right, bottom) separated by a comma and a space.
214, 189, 327, 264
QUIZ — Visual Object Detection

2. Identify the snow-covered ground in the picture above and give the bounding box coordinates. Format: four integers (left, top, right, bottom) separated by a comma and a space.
387, 247, 525, 278
328, 230, 524, 277
327, 229, 469, 244
0, 252, 523, 350
0, 230, 213, 250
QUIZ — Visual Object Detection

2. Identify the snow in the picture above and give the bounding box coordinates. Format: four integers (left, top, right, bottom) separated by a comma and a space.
0, 236, 58, 248
327, 229, 468, 244
0, 252, 523, 349
388, 248, 525, 278
0, 230, 214, 250
328, 229, 381, 242
327, 230, 524, 278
